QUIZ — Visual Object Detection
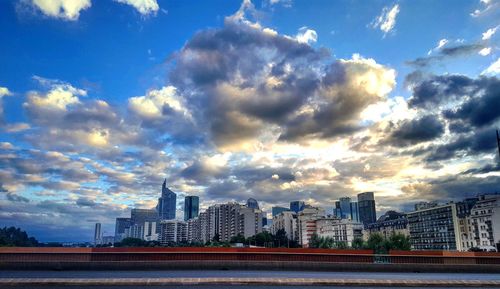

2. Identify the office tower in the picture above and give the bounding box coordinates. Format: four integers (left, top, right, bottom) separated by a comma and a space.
358, 192, 376, 226
339, 197, 352, 219
94, 223, 101, 245
350, 201, 359, 222
407, 203, 462, 251
184, 196, 200, 221
131, 208, 158, 225
114, 217, 132, 242
246, 198, 259, 209
157, 179, 177, 220
290, 201, 305, 213
272, 206, 289, 217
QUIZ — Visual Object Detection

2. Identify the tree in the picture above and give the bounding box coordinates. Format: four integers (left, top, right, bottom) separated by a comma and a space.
0, 227, 38, 247
230, 234, 246, 243
352, 237, 365, 249
389, 233, 411, 251
367, 233, 386, 254
309, 233, 320, 248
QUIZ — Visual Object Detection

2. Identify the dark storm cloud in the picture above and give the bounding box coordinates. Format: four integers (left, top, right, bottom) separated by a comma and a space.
442, 77, 500, 127
76, 197, 96, 207
385, 114, 445, 146
407, 44, 485, 68
408, 74, 476, 108
425, 127, 498, 162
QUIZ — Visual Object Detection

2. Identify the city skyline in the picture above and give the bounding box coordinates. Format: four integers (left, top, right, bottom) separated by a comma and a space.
1, 0, 500, 242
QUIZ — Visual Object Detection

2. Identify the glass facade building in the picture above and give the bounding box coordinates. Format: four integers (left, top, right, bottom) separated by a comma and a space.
184, 196, 200, 221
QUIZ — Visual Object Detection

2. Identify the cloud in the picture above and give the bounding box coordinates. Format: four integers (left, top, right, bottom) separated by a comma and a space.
6, 193, 30, 203
385, 114, 445, 147
0, 87, 12, 98
478, 47, 491, 56
295, 27, 318, 44
471, 0, 499, 17
114, 0, 159, 15
482, 26, 498, 40
482, 58, 500, 75
427, 39, 448, 55
24, 0, 91, 21
371, 4, 400, 36
408, 44, 485, 68
0, 86, 13, 124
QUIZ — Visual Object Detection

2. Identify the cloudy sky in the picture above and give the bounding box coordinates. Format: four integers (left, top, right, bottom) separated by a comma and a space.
0, 0, 499, 242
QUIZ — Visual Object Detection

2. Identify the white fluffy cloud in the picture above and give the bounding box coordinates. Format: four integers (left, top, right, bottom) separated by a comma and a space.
295, 27, 318, 44
478, 47, 491, 56
0, 87, 12, 98
128, 86, 190, 120
482, 26, 498, 40
482, 57, 500, 75
114, 0, 159, 15
28, 0, 91, 21
371, 4, 400, 36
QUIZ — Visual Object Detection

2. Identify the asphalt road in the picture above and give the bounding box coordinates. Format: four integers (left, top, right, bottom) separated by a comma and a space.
1, 270, 499, 280
0, 285, 492, 289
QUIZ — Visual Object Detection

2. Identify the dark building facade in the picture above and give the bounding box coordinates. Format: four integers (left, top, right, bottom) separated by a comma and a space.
246, 198, 259, 210
358, 192, 376, 226
157, 179, 177, 220
272, 206, 289, 217
114, 217, 132, 242
184, 196, 200, 221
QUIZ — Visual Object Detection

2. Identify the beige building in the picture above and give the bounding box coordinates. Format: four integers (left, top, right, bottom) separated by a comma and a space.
315, 217, 363, 247
271, 211, 297, 241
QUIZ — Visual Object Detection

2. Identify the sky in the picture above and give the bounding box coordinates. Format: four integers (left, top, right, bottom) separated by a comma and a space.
0, 0, 499, 242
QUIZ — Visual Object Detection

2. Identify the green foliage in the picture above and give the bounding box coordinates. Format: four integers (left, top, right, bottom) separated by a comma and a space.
352, 237, 365, 249
230, 234, 246, 243
0, 227, 38, 247
367, 233, 386, 253
388, 233, 411, 251
115, 237, 147, 247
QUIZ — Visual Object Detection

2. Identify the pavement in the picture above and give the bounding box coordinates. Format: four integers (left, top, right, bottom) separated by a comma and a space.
1, 271, 499, 287
0, 277, 500, 287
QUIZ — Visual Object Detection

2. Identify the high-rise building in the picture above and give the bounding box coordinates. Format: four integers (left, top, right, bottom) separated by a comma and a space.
159, 220, 187, 245
297, 207, 325, 247
246, 198, 259, 210
290, 201, 305, 213
463, 195, 500, 251
143, 221, 158, 241
358, 192, 376, 226
94, 223, 101, 245
131, 208, 158, 225
271, 211, 298, 241
114, 218, 132, 242
184, 196, 199, 221
350, 201, 359, 222
157, 179, 177, 220
272, 206, 289, 217
407, 203, 462, 251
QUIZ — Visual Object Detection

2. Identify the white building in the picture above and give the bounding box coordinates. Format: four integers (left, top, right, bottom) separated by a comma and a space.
315, 217, 363, 247
297, 207, 325, 247
143, 221, 158, 241
271, 211, 297, 241
159, 220, 187, 245
462, 195, 500, 251
238, 206, 263, 238
187, 217, 201, 243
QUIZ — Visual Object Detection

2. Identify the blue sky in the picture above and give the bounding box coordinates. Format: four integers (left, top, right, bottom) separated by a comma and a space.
0, 0, 499, 242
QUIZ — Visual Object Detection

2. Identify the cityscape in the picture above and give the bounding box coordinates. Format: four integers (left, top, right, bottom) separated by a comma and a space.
92, 180, 500, 252
1, 0, 500, 287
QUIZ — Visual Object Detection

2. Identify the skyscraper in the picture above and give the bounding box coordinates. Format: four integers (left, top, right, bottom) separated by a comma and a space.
272, 206, 289, 216
246, 198, 259, 209
157, 179, 177, 220
358, 192, 376, 226
114, 217, 132, 242
184, 196, 199, 221
290, 201, 305, 213
94, 223, 101, 245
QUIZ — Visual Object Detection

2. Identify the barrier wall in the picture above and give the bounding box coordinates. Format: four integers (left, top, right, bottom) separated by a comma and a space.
1, 247, 499, 272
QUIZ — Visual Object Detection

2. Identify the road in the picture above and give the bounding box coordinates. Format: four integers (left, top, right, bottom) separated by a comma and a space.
1, 270, 500, 280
